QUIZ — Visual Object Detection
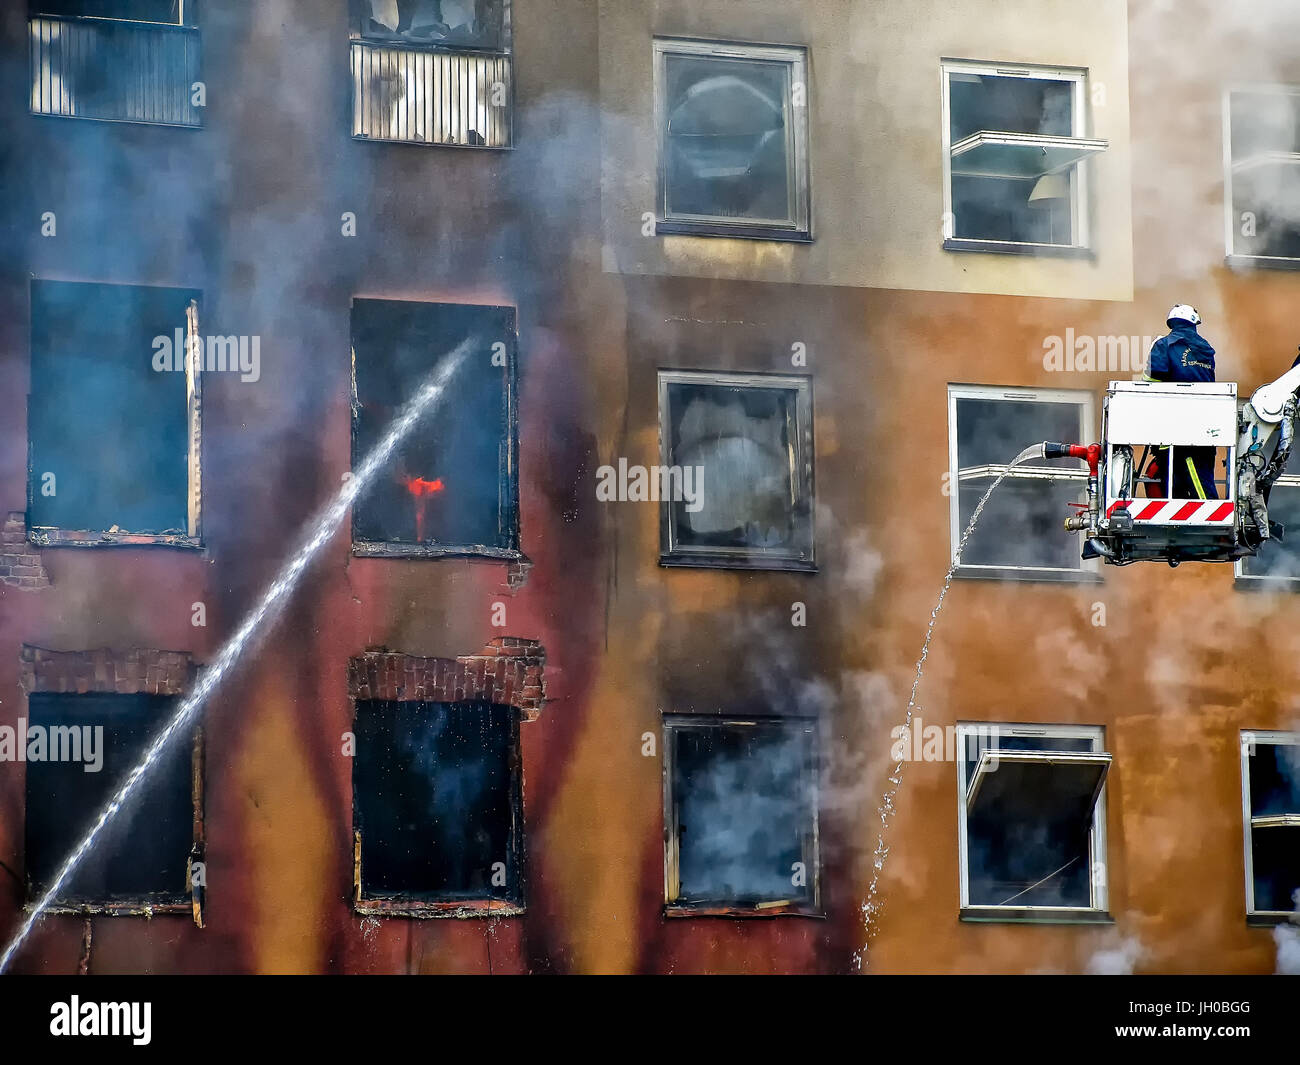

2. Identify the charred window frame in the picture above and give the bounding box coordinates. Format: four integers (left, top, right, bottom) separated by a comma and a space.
658, 369, 815, 572
1235, 474, 1300, 586
1224, 86, 1300, 270
352, 699, 524, 916
956, 722, 1111, 923
29, 2, 202, 128
941, 60, 1106, 256
653, 37, 812, 242
1240, 730, 1300, 924
24, 692, 204, 919
947, 384, 1098, 582
350, 0, 513, 149
27, 280, 203, 549
662, 714, 821, 917
351, 298, 520, 560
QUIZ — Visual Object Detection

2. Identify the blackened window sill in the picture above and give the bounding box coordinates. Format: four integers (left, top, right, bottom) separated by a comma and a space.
954, 564, 1102, 585
657, 220, 813, 243
27, 529, 202, 550
960, 906, 1114, 925
664, 903, 824, 919
660, 553, 817, 574
355, 898, 524, 918
352, 543, 523, 561
943, 238, 1095, 260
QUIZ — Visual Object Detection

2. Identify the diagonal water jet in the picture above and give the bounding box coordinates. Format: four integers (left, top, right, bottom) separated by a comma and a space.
0, 338, 474, 973
854, 444, 1048, 971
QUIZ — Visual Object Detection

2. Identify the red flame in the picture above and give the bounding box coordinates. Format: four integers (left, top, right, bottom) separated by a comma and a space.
402, 476, 445, 541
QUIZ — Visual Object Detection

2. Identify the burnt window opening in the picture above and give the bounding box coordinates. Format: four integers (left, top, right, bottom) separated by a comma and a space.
1226, 89, 1300, 264
29, 3, 202, 126
24, 692, 200, 912
948, 384, 1095, 581
351, 299, 519, 559
943, 62, 1106, 253
350, 1, 512, 148
654, 38, 811, 241
1238, 475, 1300, 584
662, 715, 820, 915
658, 369, 814, 572
28, 280, 202, 547
1241, 731, 1300, 921
956, 724, 1111, 920
353, 700, 524, 913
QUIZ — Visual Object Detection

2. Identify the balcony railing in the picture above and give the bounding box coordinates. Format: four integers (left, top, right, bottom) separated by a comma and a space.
350, 40, 512, 149
29, 14, 201, 127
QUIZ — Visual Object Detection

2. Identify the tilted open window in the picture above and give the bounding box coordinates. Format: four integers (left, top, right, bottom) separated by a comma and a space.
654, 38, 811, 241
942, 61, 1105, 254
662, 715, 820, 916
1240, 730, 1300, 923
353, 699, 524, 915
956, 723, 1111, 922
351, 298, 519, 559
1225, 87, 1300, 268
351, 0, 512, 148
947, 384, 1096, 581
658, 369, 814, 571
24, 691, 202, 915
28, 280, 202, 548
29, 2, 202, 127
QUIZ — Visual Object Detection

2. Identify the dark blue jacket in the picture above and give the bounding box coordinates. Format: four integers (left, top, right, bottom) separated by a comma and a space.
1147, 323, 1216, 382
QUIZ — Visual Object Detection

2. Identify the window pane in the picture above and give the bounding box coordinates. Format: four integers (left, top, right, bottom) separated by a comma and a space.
1250, 742, 1300, 817
952, 173, 1070, 243
949, 73, 1073, 141
1243, 485, 1300, 578
1251, 825, 1300, 913
354, 700, 519, 902
672, 722, 814, 905
664, 53, 792, 223
351, 299, 515, 551
1230, 91, 1300, 161
1231, 161, 1300, 258
25, 692, 193, 903
32, 1, 191, 24
29, 281, 195, 536
360, 0, 508, 50
667, 382, 797, 550
954, 397, 1085, 570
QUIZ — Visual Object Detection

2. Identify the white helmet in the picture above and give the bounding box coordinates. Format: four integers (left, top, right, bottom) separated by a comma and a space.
1167, 304, 1201, 327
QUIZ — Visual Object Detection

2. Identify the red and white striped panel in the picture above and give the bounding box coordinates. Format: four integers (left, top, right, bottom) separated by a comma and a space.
1105, 499, 1235, 525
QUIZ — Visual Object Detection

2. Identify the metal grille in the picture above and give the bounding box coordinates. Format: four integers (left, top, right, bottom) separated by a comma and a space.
29, 15, 201, 127
351, 41, 512, 149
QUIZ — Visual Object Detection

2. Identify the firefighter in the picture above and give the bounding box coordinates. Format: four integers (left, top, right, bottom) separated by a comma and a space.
1143, 305, 1219, 500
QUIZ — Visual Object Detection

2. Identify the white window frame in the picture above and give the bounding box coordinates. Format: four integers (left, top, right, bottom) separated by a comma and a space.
1223, 84, 1300, 268
653, 36, 812, 242
940, 59, 1101, 255
1235, 473, 1300, 585
946, 383, 1098, 581
956, 722, 1110, 922
1240, 729, 1300, 922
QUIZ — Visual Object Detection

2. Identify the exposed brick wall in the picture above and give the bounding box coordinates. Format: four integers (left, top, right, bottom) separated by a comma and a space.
1, 513, 49, 590
348, 637, 547, 721
20, 646, 196, 696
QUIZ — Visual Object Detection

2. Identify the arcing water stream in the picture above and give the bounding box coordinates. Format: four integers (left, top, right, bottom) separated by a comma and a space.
0, 339, 473, 973
854, 444, 1049, 971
